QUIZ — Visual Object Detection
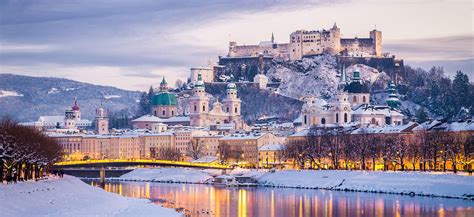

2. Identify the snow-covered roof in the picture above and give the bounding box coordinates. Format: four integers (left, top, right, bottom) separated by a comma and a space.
289, 129, 309, 137
351, 122, 418, 134
131, 115, 162, 122
258, 144, 285, 151
221, 133, 267, 140
418, 120, 474, 132
258, 41, 273, 46
445, 121, 474, 132
131, 115, 190, 123
38, 116, 64, 125
413, 120, 443, 131
217, 123, 235, 130
352, 104, 403, 117
192, 156, 218, 163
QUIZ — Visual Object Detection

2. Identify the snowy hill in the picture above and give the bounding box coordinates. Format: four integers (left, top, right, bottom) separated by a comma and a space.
0, 74, 141, 122
267, 55, 386, 99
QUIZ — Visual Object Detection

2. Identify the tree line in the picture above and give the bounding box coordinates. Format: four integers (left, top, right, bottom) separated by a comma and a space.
0, 119, 62, 183
285, 127, 474, 173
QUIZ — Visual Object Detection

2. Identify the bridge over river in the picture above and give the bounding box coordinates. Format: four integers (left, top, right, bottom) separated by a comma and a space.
55, 159, 230, 178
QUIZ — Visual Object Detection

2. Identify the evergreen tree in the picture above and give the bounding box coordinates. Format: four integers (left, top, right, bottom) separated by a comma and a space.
415, 107, 428, 123
452, 71, 471, 114
138, 92, 150, 116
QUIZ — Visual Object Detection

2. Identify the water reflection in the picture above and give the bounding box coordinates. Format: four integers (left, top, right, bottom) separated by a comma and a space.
87, 181, 473, 217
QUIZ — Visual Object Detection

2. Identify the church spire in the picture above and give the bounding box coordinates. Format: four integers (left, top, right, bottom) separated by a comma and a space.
160, 76, 168, 91
386, 81, 400, 109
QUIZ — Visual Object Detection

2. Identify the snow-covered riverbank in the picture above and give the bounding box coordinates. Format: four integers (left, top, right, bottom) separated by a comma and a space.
113, 168, 213, 183
0, 175, 180, 217
258, 170, 474, 199
112, 168, 474, 199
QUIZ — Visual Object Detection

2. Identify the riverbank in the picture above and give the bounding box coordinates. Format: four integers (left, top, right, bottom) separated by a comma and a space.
0, 175, 180, 217
258, 170, 474, 200
111, 168, 474, 200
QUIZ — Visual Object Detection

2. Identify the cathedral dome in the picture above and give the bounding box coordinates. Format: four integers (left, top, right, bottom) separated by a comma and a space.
72, 99, 80, 111
152, 92, 177, 106
343, 81, 369, 94
227, 82, 237, 90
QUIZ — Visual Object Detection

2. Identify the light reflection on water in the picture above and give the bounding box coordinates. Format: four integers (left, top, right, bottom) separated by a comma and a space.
87, 181, 473, 217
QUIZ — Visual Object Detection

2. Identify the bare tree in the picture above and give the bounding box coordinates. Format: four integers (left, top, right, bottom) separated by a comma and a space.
187, 139, 204, 160
367, 134, 382, 171
388, 134, 409, 171
283, 139, 306, 169
407, 134, 422, 171
156, 147, 180, 161
355, 128, 371, 170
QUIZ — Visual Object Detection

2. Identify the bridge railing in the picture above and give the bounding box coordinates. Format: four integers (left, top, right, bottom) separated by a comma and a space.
54, 159, 231, 169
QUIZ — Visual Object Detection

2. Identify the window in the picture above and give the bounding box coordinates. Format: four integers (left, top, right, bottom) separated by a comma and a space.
162, 110, 165, 116
363, 96, 366, 103
353, 96, 357, 103
321, 118, 326, 125
235, 107, 238, 113
336, 113, 339, 123
226, 107, 229, 112
203, 106, 206, 111
304, 115, 307, 125
171, 110, 174, 116
344, 113, 348, 123
194, 105, 197, 112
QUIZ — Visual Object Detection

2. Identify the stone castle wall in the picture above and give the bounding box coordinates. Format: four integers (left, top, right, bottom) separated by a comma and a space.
228, 25, 381, 60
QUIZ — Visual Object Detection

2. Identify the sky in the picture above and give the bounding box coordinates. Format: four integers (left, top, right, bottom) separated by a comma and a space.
0, 0, 472, 90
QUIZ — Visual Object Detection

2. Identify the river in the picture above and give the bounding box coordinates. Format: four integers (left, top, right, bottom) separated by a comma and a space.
85, 180, 473, 217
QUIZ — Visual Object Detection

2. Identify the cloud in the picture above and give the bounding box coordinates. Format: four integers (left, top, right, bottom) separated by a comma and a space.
0, 0, 471, 90
385, 35, 474, 61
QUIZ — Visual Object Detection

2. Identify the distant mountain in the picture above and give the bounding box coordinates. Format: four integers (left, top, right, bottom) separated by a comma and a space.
0, 74, 141, 122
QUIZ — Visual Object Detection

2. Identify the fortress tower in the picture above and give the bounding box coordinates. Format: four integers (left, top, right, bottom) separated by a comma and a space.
369, 29, 382, 57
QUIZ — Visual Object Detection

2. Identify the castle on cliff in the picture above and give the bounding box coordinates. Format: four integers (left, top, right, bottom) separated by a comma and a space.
228, 23, 382, 60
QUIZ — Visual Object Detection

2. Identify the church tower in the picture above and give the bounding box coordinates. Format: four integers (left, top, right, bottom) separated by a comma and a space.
64, 97, 80, 129
190, 73, 209, 126
222, 82, 241, 119
386, 81, 400, 109
334, 92, 352, 124
95, 103, 109, 135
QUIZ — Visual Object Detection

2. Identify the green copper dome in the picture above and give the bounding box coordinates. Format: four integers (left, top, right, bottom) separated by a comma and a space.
152, 92, 177, 106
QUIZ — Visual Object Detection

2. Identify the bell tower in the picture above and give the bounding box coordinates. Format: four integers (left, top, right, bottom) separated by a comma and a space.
223, 82, 241, 117
189, 73, 209, 126
95, 103, 109, 135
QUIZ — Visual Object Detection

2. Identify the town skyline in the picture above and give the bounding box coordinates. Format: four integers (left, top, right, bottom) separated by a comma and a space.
0, 0, 472, 90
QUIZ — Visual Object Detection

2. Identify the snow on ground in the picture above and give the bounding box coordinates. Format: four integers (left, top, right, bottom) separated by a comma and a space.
258, 170, 474, 199
104, 94, 122, 99
0, 90, 23, 97
116, 168, 212, 183
0, 175, 180, 217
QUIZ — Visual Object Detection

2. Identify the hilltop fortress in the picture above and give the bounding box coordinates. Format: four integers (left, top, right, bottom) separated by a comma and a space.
228, 23, 382, 60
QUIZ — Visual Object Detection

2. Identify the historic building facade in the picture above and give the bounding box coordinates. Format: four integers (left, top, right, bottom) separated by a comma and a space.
228, 24, 382, 60
300, 69, 404, 127
189, 74, 244, 129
